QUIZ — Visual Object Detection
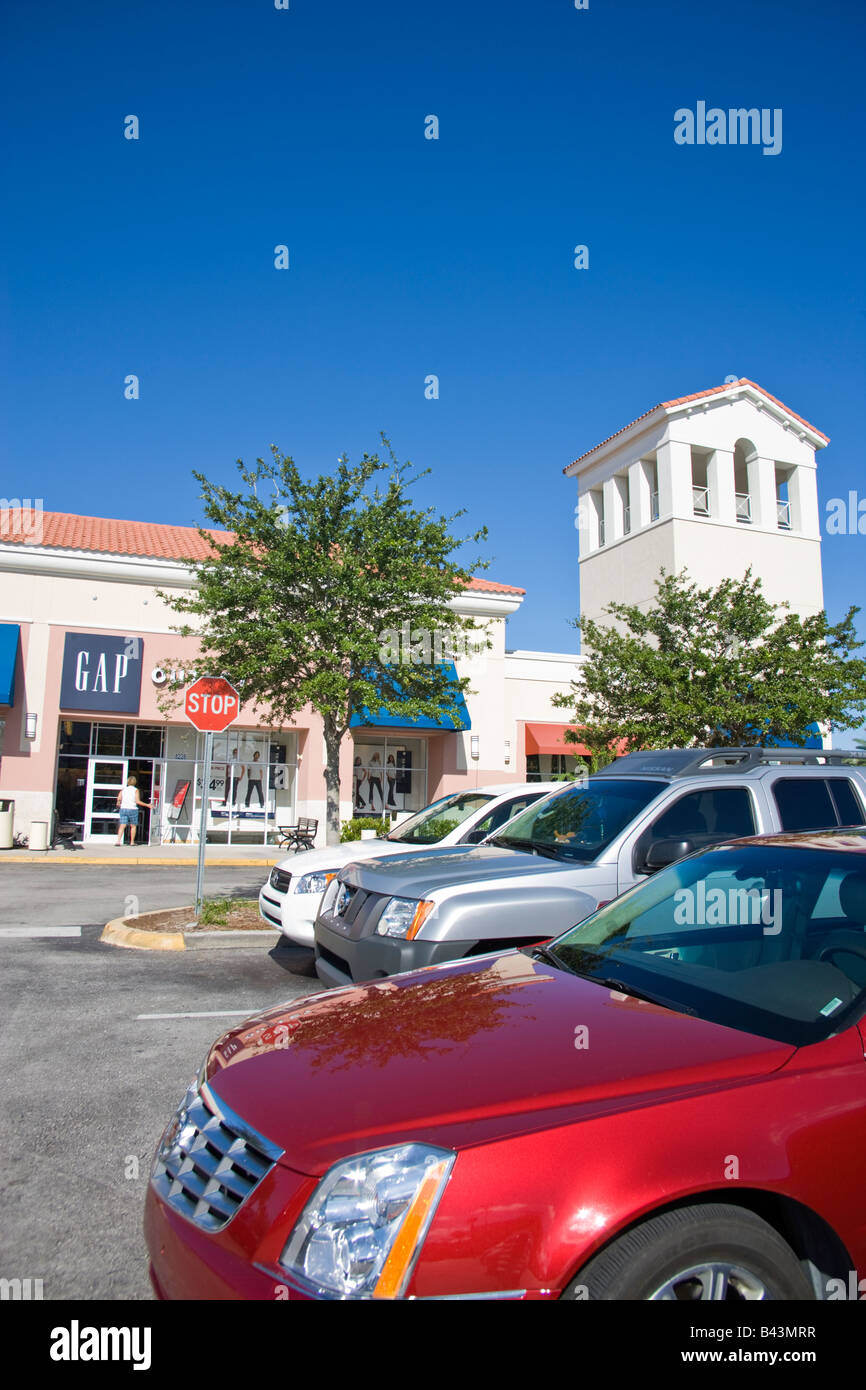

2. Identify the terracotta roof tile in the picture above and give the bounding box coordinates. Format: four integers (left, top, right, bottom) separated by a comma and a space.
564, 378, 829, 473
0, 509, 524, 594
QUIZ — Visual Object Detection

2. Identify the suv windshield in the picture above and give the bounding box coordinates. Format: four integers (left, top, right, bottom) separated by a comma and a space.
386, 792, 493, 846
492, 778, 666, 862
549, 841, 866, 1046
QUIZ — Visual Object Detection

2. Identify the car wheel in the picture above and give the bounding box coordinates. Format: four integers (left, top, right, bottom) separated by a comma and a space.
564, 1204, 814, 1301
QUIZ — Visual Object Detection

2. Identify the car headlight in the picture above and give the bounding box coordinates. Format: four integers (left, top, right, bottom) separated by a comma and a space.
319, 875, 341, 915
295, 871, 337, 895
280, 1143, 454, 1298
374, 896, 435, 938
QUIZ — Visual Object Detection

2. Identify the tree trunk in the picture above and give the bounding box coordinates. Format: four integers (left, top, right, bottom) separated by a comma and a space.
322, 718, 343, 846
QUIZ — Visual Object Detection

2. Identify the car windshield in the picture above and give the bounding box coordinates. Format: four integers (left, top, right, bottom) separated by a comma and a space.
548, 842, 866, 1046
491, 778, 666, 862
386, 792, 493, 846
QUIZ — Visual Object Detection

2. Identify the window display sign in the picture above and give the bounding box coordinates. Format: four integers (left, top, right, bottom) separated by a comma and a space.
60, 634, 143, 714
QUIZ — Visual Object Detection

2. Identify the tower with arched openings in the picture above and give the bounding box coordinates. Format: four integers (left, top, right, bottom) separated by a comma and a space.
565, 379, 827, 632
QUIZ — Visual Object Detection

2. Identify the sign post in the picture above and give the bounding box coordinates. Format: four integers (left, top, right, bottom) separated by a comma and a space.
195, 732, 213, 917
184, 676, 241, 918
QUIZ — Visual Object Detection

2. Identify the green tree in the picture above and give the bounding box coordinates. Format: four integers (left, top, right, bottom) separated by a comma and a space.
160, 441, 488, 843
553, 568, 866, 755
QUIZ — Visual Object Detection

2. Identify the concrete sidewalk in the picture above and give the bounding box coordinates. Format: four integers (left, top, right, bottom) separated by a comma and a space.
0, 842, 289, 866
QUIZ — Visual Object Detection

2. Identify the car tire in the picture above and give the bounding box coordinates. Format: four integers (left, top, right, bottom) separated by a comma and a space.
563, 1204, 814, 1301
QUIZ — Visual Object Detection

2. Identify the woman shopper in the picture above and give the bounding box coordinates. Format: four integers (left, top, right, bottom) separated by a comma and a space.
116, 775, 152, 846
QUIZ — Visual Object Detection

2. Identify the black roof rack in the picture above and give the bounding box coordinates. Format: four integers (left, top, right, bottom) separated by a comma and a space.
597, 748, 866, 780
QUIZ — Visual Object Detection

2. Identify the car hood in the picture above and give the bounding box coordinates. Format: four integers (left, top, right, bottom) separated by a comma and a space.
204, 953, 795, 1176
339, 844, 578, 895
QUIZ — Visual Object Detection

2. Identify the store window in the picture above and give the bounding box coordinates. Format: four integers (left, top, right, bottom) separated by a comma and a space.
58, 721, 91, 755
93, 723, 125, 756
351, 737, 428, 815
57, 719, 295, 845
527, 752, 584, 783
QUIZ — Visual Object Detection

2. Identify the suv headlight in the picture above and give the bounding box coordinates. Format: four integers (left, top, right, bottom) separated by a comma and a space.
374, 896, 435, 938
280, 1143, 454, 1298
295, 871, 336, 895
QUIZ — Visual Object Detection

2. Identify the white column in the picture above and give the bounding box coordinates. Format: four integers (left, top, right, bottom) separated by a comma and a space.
656, 439, 693, 520
787, 464, 820, 538
603, 476, 624, 543
707, 448, 737, 526
748, 456, 779, 528
579, 490, 603, 553
629, 459, 651, 531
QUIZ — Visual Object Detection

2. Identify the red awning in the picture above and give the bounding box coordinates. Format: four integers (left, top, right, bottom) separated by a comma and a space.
524, 723, 592, 757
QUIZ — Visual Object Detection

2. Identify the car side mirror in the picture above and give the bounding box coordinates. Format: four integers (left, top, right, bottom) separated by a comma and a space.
644, 838, 695, 872
461, 828, 488, 845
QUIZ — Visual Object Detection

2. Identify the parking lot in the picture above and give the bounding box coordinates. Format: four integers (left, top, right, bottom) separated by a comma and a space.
0, 865, 323, 1300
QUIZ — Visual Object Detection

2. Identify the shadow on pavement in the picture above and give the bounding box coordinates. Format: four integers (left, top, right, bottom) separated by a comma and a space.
268, 938, 318, 977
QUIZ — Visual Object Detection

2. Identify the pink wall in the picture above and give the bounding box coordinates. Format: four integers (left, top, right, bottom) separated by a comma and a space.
0, 623, 505, 810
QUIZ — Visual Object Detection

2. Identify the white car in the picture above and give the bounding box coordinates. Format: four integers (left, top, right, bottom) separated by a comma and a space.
258, 783, 559, 946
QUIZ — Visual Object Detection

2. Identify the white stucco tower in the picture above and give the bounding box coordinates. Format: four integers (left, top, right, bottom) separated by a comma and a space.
565, 378, 828, 631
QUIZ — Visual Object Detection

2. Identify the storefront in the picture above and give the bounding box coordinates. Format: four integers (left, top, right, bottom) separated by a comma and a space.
523, 721, 592, 782
350, 735, 428, 816
0, 511, 581, 847
55, 719, 297, 845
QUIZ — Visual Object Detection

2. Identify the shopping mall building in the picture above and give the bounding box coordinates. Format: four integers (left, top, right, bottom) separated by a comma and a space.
0, 512, 582, 846
0, 378, 829, 846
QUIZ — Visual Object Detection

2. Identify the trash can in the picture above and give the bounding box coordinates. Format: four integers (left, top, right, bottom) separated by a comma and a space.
0, 799, 13, 850
29, 820, 49, 852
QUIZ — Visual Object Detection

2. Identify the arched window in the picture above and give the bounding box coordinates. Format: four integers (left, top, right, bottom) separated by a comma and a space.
733, 439, 756, 523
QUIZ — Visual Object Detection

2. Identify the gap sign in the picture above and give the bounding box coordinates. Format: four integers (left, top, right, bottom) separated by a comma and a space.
184, 676, 240, 733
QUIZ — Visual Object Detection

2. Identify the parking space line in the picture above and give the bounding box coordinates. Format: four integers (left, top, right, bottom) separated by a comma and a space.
0, 926, 82, 938
136, 1010, 258, 1020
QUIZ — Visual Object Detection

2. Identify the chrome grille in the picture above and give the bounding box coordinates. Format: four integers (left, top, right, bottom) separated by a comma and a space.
269, 867, 292, 893
151, 1082, 283, 1232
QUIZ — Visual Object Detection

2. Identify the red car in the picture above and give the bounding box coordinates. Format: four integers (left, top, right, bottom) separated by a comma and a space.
145, 830, 866, 1300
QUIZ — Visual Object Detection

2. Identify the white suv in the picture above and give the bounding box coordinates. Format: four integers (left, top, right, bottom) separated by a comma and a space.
258, 782, 559, 946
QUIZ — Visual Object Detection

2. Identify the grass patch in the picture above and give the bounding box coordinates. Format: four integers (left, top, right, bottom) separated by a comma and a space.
199, 897, 233, 925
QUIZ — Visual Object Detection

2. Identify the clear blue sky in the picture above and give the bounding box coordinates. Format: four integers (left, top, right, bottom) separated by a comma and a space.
2, 0, 864, 712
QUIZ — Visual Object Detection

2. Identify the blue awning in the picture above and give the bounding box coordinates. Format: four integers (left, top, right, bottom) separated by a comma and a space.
0, 625, 20, 707
350, 662, 470, 731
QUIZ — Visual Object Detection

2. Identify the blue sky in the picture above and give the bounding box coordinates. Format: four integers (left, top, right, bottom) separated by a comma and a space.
2, 0, 865, 719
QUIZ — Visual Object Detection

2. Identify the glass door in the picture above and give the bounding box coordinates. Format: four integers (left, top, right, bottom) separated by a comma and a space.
84, 758, 127, 841
148, 761, 163, 844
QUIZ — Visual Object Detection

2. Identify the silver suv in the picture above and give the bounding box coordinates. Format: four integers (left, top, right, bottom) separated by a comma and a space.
314, 747, 866, 987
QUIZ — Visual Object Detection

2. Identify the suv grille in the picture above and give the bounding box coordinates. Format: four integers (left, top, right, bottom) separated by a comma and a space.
269, 868, 292, 893
151, 1082, 283, 1232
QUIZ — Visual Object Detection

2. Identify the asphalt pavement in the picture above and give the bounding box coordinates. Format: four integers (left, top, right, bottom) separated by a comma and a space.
0, 863, 273, 931
0, 865, 324, 1300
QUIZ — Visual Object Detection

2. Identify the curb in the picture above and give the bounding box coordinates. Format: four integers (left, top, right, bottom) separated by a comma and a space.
2, 855, 282, 866
101, 916, 188, 951
184, 930, 280, 950
101, 909, 281, 952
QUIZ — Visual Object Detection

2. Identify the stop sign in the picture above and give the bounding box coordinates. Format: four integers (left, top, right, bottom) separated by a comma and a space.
184, 676, 240, 733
